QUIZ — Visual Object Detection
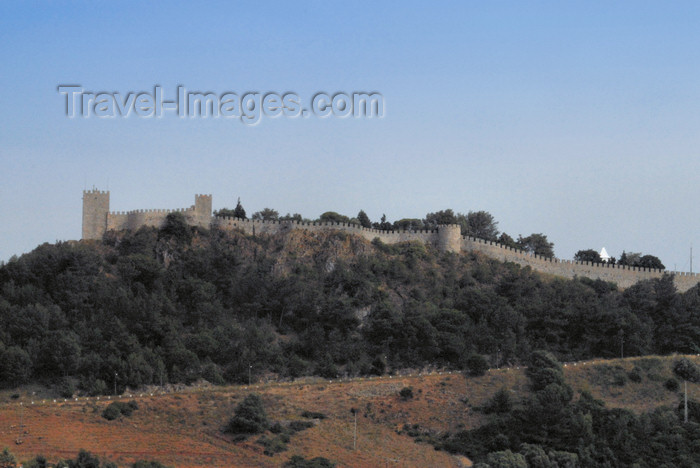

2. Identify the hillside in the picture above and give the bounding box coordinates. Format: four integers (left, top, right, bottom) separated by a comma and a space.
1, 219, 700, 400
0, 355, 698, 467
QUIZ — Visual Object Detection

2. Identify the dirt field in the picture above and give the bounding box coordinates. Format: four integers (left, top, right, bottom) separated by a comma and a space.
0, 355, 696, 467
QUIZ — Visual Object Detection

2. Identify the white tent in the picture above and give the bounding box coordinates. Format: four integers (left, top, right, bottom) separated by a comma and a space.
600, 247, 611, 262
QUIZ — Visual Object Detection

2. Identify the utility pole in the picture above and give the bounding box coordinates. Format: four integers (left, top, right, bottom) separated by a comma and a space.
617, 329, 624, 359
350, 408, 358, 450
17, 403, 24, 445
248, 364, 252, 386
114, 372, 118, 396
685, 380, 689, 423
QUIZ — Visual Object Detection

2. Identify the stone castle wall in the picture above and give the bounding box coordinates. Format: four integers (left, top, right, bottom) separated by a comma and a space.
462, 236, 700, 291
81, 191, 700, 292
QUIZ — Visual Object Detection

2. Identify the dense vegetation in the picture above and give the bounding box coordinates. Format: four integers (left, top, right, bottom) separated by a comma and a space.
440, 352, 700, 467
0, 213, 698, 396
13, 449, 169, 468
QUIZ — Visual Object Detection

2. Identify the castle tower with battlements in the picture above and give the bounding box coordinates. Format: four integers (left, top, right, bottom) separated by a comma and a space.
82, 189, 110, 240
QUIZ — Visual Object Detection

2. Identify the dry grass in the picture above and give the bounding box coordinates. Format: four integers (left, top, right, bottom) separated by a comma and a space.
0, 355, 697, 467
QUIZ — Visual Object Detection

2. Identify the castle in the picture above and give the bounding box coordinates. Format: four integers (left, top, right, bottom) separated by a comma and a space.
82, 189, 700, 292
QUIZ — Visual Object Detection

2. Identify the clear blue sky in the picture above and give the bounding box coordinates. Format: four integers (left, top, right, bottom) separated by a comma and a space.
2, 1, 699, 271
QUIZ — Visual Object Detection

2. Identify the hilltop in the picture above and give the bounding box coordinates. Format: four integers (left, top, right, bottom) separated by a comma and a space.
1, 220, 700, 396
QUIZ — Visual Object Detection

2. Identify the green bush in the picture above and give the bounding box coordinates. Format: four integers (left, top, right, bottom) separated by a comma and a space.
283, 455, 336, 468
665, 378, 680, 392
628, 367, 643, 383
132, 461, 171, 468
288, 420, 314, 433
301, 410, 326, 419
399, 386, 414, 400
225, 394, 269, 435
101, 403, 122, 421
483, 388, 513, 414
257, 435, 288, 456
101, 401, 139, 420
23, 455, 48, 468
465, 354, 489, 377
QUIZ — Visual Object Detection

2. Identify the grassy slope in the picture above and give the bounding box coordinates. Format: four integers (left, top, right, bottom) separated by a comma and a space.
0, 355, 698, 467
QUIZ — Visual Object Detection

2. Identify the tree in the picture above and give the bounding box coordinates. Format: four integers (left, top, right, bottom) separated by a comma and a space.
483, 387, 513, 414
638, 255, 665, 270
498, 233, 518, 249
225, 393, 269, 434
393, 218, 424, 231
618, 251, 665, 269
233, 198, 247, 219
319, 212, 350, 224
465, 353, 489, 377
673, 358, 700, 423
574, 249, 602, 263
463, 211, 499, 241
423, 209, 457, 230
619, 251, 641, 267
252, 208, 279, 221
279, 213, 303, 222
356, 210, 372, 228
159, 212, 192, 244
526, 351, 565, 392
484, 450, 527, 468
0, 346, 32, 387
374, 214, 393, 230
517, 234, 554, 259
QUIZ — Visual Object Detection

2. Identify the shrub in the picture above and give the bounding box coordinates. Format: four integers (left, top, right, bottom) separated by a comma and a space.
300, 410, 326, 420
257, 435, 288, 456
465, 354, 489, 377
23, 455, 47, 468
101, 401, 139, 420
269, 422, 284, 434
399, 386, 414, 400
283, 455, 336, 468
101, 403, 122, 421
288, 420, 314, 433
665, 378, 680, 392
483, 388, 513, 414
0, 447, 17, 468
225, 394, 269, 435
56, 377, 75, 398
628, 367, 643, 383
132, 462, 171, 468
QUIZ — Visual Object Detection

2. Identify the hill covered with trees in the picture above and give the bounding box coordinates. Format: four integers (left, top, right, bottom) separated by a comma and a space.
0, 213, 698, 396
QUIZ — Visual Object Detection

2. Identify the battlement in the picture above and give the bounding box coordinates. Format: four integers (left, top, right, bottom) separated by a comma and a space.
82, 190, 700, 292
83, 188, 109, 195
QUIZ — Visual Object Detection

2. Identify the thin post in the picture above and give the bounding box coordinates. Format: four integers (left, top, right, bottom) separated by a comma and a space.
685, 380, 689, 423
354, 410, 357, 450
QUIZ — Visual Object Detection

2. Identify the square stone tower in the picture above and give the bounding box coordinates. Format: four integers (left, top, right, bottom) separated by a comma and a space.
82, 189, 110, 240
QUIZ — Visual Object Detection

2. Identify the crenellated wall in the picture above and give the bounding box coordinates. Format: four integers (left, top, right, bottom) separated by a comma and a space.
462, 236, 700, 292
83, 191, 212, 239
82, 191, 700, 292
212, 215, 443, 245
